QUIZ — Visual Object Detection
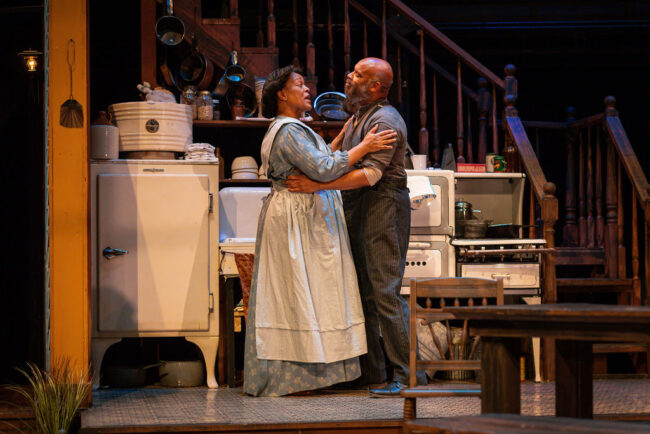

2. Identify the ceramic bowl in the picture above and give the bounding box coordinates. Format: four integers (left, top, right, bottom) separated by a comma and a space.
232, 171, 259, 180
231, 156, 258, 171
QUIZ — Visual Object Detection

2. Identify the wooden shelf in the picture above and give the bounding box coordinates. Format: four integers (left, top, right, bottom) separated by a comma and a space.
194, 120, 346, 128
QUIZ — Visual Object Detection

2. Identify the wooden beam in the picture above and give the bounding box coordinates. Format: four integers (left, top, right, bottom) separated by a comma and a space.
48, 0, 90, 376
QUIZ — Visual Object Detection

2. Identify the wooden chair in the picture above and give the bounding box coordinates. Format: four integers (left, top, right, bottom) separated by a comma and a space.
401, 277, 504, 421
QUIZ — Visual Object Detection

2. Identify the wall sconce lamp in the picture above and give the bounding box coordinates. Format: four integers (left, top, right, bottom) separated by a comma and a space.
18, 49, 43, 72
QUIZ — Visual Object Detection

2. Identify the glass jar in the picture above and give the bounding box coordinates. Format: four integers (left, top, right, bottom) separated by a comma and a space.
196, 91, 214, 121
212, 99, 221, 120
181, 86, 198, 119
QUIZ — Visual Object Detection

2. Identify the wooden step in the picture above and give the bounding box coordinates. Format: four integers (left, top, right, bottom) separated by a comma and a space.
555, 247, 605, 266
593, 343, 649, 354
556, 278, 634, 293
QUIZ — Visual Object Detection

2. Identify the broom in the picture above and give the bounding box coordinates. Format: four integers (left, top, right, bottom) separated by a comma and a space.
60, 39, 83, 128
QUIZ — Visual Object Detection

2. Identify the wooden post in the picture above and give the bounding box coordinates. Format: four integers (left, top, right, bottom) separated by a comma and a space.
477, 77, 490, 164
503, 64, 518, 172
363, 20, 368, 58
631, 189, 641, 305
418, 30, 429, 157
578, 131, 586, 247
267, 0, 275, 48
541, 182, 558, 381
256, 0, 264, 47
230, 0, 238, 18
492, 84, 498, 154
327, 0, 335, 91
432, 72, 440, 168
645, 186, 650, 305
456, 59, 465, 164
605, 135, 619, 278
344, 0, 351, 76
381, 0, 387, 60
306, 0, 316, 86
587, 127, 595, 247
292, 0, 300, 68
140, 0, 157, 86
563, 107, 578, 246
396, 45, 403, 107
617, 162, 626, 285
595, 127, 604, 247
466, 99, 473, 163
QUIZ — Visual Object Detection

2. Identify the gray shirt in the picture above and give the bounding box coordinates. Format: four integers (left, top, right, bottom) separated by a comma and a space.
342, 98, 407, 181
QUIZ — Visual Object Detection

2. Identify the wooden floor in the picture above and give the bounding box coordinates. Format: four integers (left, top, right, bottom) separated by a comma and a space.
73, 379, 650, 433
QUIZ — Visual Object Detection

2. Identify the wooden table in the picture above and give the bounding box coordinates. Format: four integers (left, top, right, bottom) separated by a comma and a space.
444, 303, 650, 419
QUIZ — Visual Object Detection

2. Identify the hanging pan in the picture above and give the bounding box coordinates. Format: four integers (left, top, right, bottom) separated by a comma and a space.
156, 0, 185, 46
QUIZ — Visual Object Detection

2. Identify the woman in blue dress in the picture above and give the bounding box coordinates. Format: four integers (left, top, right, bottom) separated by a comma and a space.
243, 66, 396, 396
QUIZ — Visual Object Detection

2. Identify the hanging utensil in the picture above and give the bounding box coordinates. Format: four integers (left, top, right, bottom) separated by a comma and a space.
156, 0, 185, 46
60, 39, 83, 128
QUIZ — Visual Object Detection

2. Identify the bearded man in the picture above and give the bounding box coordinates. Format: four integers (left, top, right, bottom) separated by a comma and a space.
286, 57, 426, 395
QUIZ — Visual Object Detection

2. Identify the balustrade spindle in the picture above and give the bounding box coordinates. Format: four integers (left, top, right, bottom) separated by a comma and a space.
529, 184, 536, 238
344, 0, 351, 75
477, 77, 490, 163
456, 59, 465, 164
631, 189, 641, 305
466, 99, 473, 163
492, 84, 498, 154
267, 0, 275, 48
230, 0, 238, 18
256, 0, 264, 47
646, 186, 650, 306
563, 108, 578, 246
327, 0, 334, 91
306, 0, 315, 80
363, 20, 368, 58
595, 127, 604, 247
617, 162, 626, 284
432, 72, 440, 167
418, 30, 429, 157
396, 45, 402, 107
578, 131, 586, 247
382, 0, 387, 60
503, 64, 519, 172
587, 126, 596, 247
291, 0, 300, 68
605, 138, 619, 278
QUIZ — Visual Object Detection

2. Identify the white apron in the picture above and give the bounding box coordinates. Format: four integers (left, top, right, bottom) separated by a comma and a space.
254, 117, 367, 364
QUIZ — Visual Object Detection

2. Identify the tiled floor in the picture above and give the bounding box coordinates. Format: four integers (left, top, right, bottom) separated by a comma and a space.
82, 379, 650, 429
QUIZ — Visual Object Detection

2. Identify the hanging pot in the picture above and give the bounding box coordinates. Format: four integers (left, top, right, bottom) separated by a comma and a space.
178, 36, 214, 90
156, 0, 185, 47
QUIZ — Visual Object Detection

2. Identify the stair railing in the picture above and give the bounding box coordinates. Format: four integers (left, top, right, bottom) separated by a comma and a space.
562, 97, 649, 306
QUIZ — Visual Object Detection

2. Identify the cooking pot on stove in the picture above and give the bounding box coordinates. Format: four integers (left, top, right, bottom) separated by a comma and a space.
455, 200, 478, 221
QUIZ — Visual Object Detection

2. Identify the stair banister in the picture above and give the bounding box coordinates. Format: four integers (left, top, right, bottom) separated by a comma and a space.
348, 0, 478, 101
267, 0, 275, 48
386, 0, 504, 89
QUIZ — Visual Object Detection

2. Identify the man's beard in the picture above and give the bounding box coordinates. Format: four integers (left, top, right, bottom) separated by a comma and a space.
345, 80, 371, 107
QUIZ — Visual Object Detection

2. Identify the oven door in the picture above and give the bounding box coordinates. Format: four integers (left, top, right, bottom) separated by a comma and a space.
408, 170, 454, 236
401, 235, 454, 294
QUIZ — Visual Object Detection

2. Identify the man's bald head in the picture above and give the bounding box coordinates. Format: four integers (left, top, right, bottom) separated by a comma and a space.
358, 57, 393, 93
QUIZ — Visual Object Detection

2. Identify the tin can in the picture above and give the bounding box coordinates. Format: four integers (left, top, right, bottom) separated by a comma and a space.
493, 155, 507, 172
485, 153, 496, 172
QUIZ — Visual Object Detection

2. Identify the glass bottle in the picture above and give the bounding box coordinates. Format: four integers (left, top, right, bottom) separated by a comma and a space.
196, 91, 214, 121
181, 86, 198, 119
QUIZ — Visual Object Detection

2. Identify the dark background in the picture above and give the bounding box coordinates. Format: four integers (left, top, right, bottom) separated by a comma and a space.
1, 0, 649, 381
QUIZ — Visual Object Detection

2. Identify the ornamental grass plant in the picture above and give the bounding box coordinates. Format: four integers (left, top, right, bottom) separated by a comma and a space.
7, 358, 90, 433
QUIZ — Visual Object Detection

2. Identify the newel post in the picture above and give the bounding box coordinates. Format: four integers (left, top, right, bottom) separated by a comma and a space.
541, 182, 558, 381
503, 64, 520, 172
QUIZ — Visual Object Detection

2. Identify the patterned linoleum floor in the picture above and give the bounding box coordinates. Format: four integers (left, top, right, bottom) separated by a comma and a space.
82, 379, 650, 429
